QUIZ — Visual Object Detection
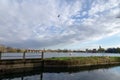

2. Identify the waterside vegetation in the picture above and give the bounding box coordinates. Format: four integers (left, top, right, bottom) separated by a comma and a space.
44, 57, 120, 66
1, 57, 120, 72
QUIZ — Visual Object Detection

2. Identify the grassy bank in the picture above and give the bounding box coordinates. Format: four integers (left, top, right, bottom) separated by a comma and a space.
1, 57, 120, 69
1, 57, 120, 72
44, 57, 120, 66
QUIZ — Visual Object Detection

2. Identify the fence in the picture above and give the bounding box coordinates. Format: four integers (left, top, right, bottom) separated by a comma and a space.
0, 51, 44, 60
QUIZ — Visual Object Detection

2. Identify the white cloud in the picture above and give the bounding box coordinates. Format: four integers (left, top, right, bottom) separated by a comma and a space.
0, 0, 120, 49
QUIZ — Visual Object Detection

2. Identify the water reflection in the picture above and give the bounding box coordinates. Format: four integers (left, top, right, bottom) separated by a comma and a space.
1, 64, 120, 80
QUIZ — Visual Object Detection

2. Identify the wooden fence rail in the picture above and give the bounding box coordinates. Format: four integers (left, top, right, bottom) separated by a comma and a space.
0, 51, 44, 60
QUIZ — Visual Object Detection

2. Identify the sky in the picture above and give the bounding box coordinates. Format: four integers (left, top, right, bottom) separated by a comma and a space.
0, 0, 120, 50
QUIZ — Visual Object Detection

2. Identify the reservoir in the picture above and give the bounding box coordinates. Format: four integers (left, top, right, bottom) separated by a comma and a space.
1, 64, 120, 80
1, 52, 120, 80
1, 52, 120, 59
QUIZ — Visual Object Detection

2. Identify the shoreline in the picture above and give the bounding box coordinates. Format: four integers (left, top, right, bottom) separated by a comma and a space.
1, 57, 120, 71
43, 57, 120, 68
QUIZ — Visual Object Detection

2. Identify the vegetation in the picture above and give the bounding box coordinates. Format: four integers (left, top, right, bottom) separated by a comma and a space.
105, 48, 120, 53
44, 57, 120, 66
0, 45, 25, 53
1, 44, 120, 53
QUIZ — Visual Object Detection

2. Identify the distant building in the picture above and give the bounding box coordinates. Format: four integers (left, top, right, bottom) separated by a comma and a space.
98, 46, 105, 53
92, 49, 97, 53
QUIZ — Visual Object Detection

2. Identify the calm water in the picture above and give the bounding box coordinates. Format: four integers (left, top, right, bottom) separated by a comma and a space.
1, 65, 120, 80
1, 53, 120, 80
1, 52, 120, 59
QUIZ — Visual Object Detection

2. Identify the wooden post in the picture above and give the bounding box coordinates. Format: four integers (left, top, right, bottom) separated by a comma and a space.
23, 50, 26, 61
41, 48, 45, 59
0, 51, 1, 60
41, 50, 44, 70
40, 72, 43, 80
21, 77, 24, 80
41, 51, 44, 59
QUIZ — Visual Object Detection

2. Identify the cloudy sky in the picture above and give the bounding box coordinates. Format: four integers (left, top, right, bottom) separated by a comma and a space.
0, 0, 120, 49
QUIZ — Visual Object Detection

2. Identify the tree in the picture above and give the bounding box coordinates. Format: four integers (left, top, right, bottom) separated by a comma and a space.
98, 46, 105, 52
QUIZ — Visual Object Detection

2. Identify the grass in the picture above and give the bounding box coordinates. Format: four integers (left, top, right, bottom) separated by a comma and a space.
44, 57, 120, 65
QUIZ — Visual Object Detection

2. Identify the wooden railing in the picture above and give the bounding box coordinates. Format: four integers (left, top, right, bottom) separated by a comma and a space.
0, 51, 44, 60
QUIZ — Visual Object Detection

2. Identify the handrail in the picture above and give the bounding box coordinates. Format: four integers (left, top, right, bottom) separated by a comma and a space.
0, 51, 44, 60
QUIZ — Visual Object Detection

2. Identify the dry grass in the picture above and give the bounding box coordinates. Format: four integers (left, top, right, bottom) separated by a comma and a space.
44, 57, 120, 65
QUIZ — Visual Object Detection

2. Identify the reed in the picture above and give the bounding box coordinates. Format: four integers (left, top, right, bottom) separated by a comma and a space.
44, 57, 120, 66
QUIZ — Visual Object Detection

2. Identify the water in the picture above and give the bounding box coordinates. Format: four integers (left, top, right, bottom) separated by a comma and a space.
1, 52, 120, 80
1, 65, 120, 80
1, 52, 120, 59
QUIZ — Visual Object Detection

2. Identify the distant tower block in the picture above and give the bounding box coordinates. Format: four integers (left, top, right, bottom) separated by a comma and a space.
99, 46, 102, 49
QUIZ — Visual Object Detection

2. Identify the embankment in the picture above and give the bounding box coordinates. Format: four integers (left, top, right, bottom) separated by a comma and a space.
1, 57, 120, 72
44, 57, 120, 68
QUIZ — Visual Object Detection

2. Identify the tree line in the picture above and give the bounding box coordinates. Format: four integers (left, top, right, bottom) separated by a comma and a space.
0, 45, 120, 53
0, 45, 25, 53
